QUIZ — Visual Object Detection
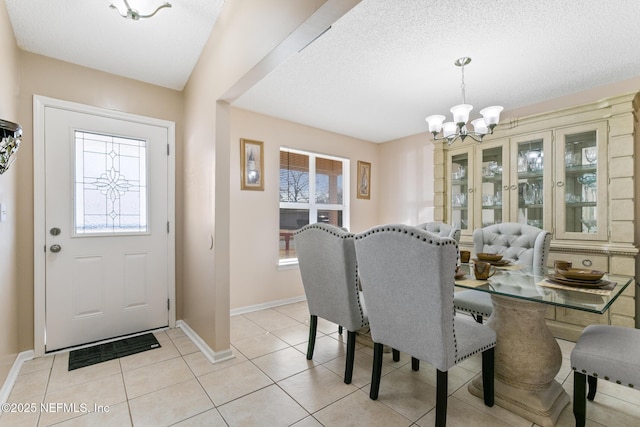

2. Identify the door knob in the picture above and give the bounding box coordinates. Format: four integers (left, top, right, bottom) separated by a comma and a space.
50, 244, 62, 253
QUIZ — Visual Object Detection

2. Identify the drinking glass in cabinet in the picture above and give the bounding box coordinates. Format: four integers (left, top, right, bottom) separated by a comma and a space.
582, 217, 597, 233
483, 161, 498, 177
482, 194, 494, 206
453, 193, 467, 206
565, 147, 579, 167
452, 165, 466, 180
517, 152, 528, 173
527, 150, 543, 172
566, 193, 581, 203
584, 147, 597, 165
522, 182, 542, 205
577, 173, 597, 202
581, 205, 598, 233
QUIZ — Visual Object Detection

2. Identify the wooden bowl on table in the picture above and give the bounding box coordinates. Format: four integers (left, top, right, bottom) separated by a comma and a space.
556, 268, 604, 282
476, 253, 503, 262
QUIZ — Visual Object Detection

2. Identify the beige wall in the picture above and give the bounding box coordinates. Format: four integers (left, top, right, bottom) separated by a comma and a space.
181, 0, 342, 352
378, 133, 435, 226
378, 77, 640, 229
15, 52, 184, 351
0, 0, 20, 387
229, 108, 379, 309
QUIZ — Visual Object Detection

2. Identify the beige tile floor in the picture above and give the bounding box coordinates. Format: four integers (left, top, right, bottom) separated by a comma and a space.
2, 301, 640, 426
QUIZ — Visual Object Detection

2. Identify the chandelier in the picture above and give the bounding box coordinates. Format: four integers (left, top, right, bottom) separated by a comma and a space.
110, 0, 172, 20
0, 119, 22, 175
425, 57, 503, 145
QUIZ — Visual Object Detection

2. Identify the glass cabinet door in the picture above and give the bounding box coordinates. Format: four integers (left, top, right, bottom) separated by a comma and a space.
475, 140, 508, 228
448, 148, 473, 234
510, 132, 553, 229
554, 122, 607, 241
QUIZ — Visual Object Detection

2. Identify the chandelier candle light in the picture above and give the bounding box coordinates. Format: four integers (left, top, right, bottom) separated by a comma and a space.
425, 57, 503, 145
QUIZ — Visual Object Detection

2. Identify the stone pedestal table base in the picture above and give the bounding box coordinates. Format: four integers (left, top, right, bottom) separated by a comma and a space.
467, 295, 570, 427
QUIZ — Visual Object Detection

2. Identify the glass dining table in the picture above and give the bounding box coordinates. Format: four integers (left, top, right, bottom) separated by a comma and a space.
454, 263, 634, 427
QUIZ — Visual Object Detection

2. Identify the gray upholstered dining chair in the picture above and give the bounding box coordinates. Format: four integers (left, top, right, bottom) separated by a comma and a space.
354, 224, 496, 427
293, 223, 368, 384
416, 221, 461, 242
571, 324, 640, 427
455, 222, 551, 323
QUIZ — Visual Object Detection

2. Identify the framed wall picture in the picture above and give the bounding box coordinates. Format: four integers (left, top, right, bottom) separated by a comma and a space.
240, 138, 264, 191
357, 160, 371, 199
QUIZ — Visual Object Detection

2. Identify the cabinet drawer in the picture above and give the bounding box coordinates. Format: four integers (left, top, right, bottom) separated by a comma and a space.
546, 252, 608, 272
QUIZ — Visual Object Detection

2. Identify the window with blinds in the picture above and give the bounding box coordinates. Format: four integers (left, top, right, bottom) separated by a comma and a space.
279, 148, 349, 262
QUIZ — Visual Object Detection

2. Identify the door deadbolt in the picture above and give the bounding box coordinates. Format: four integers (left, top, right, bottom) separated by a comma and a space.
50, 227, 61, 236
50, 244, 62, 253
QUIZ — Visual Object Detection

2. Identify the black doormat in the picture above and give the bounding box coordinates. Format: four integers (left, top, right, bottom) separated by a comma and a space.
68, 333, 161, 371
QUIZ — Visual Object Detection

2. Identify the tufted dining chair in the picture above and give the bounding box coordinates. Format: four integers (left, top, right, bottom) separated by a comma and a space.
354, 224, 496, 427
293, 223, 368, 384
455, 222, 551, 323
570, 324, 640, 427
416, 221, 461, 242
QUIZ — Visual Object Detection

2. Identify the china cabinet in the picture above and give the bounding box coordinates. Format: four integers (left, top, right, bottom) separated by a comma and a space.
435, 92, 639, 341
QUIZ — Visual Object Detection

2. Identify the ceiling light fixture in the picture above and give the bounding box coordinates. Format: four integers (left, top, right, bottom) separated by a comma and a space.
0, 119, 22, 175
425, 57, 503, 145
110, 0, 172, 21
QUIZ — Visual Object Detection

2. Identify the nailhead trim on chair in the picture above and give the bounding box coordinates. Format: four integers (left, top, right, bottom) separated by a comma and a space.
453, 305, 492, 318
295, 223, 367, 328
455, 342, 496, 364
355, 225, 458, 248
294, 223, 352, 239
572, 367, 635, 388
357, 224, 464, 362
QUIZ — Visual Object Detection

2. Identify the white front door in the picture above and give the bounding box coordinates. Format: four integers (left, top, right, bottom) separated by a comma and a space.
41, 104, 172, 352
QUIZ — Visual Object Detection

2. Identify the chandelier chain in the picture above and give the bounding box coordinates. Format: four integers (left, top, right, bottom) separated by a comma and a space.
460, 64, 466, 105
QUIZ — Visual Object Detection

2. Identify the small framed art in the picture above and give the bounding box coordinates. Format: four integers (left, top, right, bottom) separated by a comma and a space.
240, 138, 264, 191
357, 160, 371, 199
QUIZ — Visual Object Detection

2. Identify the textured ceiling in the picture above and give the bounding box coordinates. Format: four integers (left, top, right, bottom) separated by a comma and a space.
234, 0, 640, 142
5, 0, 224, 90
5, 1, 640, 142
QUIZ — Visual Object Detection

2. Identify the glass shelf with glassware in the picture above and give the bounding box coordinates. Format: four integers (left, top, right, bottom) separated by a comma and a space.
517, 170, 544, 180
520, 203, 544, 209
449, 151, 471, 232
556, 124, 606, 240
513, 136, 549, 230
565, 202, 597, 208
564, 164, 597, 174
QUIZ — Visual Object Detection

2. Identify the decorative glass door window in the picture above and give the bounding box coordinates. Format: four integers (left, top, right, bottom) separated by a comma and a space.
74, 131, 148, 234
480, 146, 504, 227
563, 131, 598, 234
516, 138, 545, 228
450, 152, 469, 231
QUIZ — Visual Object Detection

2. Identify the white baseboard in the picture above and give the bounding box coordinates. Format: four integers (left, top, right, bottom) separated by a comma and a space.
1, 350, 35, 404
176, 320, 234, 365
230, 295, 306, 316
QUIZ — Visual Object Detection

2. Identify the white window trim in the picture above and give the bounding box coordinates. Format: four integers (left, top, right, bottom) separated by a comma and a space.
278, 147, 350, 267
